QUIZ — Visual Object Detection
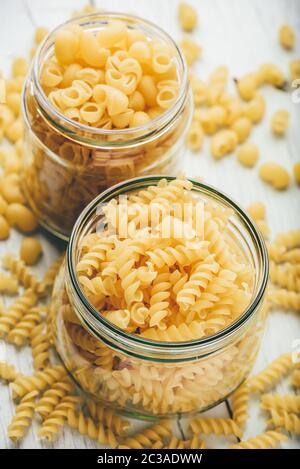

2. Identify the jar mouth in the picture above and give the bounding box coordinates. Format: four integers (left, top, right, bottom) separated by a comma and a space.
67, 175, 269, 356
31, 12, 189, 143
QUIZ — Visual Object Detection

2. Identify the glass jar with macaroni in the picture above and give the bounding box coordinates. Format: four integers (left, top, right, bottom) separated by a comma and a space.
50, 176, 269, 419
22, 13, 192, 240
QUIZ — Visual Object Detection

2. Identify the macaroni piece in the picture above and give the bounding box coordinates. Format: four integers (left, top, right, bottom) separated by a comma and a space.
236, 143, 259, 168
236, 73, 257, 101
246, 201, 266, 221
259, 162, 290, 190
243, 93, 265, 123
20, 237, 43, 266
231, 116, 252, 143
278, 24, 295, 50
178, 2, 198, 32
34, 27, 49, 45
5, 203, 38, 233
271, 109, 289, 136
289, 59, 300, 82
180, 37, 202, 66
187, 120, 204, 151
257, 63, 285, 88
211, 129, 238, 159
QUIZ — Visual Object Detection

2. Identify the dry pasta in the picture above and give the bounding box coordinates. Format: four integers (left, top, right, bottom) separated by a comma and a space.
178, 2, 198, 32
190, 417, 242, 438
11, 365, 66, 400
230, 430, 287, 449
2, 254, 42, 294
20, 237, 43, 266
259, 162, 290, 190
67, 409, 118, 447
0, 361, 18, 382
0, 289, 37, 337
271, 110, 289, 137
270, 289, 300, 311
0, 273, 18, 294
278, 24, 295, 50
231, 383, 250, 429
8, 390, 38, 442
38, 396, 80, 441
247, 352, 294, 393
261, 394, 300, 413
267, 409, 300, 435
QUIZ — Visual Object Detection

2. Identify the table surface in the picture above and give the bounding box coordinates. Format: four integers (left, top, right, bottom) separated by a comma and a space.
0, 0, 299, 449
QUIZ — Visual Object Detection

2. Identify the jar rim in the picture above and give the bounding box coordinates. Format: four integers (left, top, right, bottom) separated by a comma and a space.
67, 175, 269, 358
31, 12, 189, 143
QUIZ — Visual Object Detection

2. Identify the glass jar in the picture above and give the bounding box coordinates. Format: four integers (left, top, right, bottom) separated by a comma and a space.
22, 13, 192, 240
51, 176, 269, 419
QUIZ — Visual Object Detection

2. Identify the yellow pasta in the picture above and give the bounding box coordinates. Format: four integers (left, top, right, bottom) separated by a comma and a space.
231, 117, 252, 143
236, 73, 257, 101
178, 2, 198, 32
36, 379, 75, 418
8, 390, 38, 442
259, 162, 290, 190
267, 409, 300, 435
180, 37, 202, 66
190, 417, 242, 438
270, 289, 300, 311
236, 143, 259, 168
271, 109, 289, 136
3, 254, 42, 293
5, 203, 38, 232
231, 383, 250, 429
120, 421, 171, 449
248, 352, 294, 393
0, 289, 37, 337
289, 59, 300, 82
270, 262, 300, 292
67, 409, 118, 447
7, 307, 42, 347
261, 394, 300, 413
187, 121, 204, 151
0, 273, 18, 294
20, 237, 43, 266
246, 201, 266, 222
230, 430, 287, 449
279, 24, 295, 50
0, 361, 18, 382
293, 162, 300, 185
38, 395, 81, 441
11, 365, 66, 400
211, 129, 238, 159
291, 370, 300, 388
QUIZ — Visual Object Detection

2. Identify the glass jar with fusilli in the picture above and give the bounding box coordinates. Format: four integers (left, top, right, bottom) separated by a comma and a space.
50, 176, 269, 419
22, 13, 192, 240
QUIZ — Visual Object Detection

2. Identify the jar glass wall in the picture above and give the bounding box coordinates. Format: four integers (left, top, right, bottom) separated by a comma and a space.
22, 13, 192, 240
51, 176, 269, 419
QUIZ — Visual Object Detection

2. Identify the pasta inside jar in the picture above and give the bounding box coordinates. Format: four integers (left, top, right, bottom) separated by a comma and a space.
22, 13, 192, 240
51, 176, 269, 418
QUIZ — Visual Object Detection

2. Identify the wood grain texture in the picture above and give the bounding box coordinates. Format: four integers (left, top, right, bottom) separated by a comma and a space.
0, 0, 299, 449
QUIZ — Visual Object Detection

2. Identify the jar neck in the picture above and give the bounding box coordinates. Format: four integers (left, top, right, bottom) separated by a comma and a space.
66, 176, 269, 363
30, 12, 190, 148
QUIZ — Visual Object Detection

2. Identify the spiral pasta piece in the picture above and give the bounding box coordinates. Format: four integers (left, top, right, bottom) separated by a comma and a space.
190, 417, 242, 438
66, 323, 98, 353
39, 254, 64, 294
270, 262, 300, 292
11, 365, 66, 400
86, 399, 130, 435
230, 430, 287, 449
248, 353, 294, 393
2, 254, 42, 294
36, 379, 75, 418
0, 361, 18, 382
38, 395, 80, 441
0, 273, 18, 294
7, 307, 42, 346
31, 321, 51, 370
231, 383, 250, 429
270, 289, 300, 311
261, 394, 300, 413
276, 230, 300, 250
268, 409, 300, 434
0, 289, 37, 337
8, 390, 38, 442
166, 435, 206, 449
141, 320, 205, 341
67, 409, 118, 447
120, 420, 171, 449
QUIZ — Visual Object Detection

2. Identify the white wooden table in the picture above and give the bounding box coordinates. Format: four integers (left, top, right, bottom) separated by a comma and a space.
0, 0, 300, 449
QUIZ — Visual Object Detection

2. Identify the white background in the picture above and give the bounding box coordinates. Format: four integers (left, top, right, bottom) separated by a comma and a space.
0, 0, 299, 449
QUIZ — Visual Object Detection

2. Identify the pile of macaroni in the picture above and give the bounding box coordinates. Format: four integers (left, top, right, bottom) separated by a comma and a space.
41, 21, 180, 128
